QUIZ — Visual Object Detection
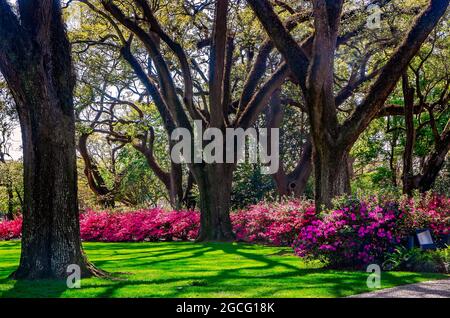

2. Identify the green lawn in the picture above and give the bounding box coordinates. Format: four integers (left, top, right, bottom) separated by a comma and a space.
0, 241, 447, 298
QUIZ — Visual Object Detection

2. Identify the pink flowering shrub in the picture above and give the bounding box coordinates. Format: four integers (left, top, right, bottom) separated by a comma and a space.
78, 201, 315, 245
232, 200, 315, 246
0, 217, 22, 240
399, 195, 449, 236
79, 209, 200, 242
0, 201, 314, 244
293, 196, 450, 269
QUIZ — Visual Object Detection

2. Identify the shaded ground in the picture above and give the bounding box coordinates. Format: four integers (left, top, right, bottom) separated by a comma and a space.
0, 241, 447, 298
349, 278, 450, 298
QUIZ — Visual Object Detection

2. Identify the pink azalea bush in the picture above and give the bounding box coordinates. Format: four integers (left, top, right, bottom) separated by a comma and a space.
293, 196, 450, 269
232, 200, 315, 246
79, 208, 200, 242
0, 217, 22, 240
399, 195, 449, 236
79, 201, 316, 245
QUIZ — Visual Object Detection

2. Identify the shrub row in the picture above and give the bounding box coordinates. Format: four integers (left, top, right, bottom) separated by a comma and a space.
0, 201, 316, 245
1, 196, 448, 270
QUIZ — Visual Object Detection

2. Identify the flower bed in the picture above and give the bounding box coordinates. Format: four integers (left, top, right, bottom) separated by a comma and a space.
1, 196, 448, 270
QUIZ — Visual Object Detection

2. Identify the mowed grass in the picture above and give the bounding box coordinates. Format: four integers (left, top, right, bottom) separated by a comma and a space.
0, 241, 447, 298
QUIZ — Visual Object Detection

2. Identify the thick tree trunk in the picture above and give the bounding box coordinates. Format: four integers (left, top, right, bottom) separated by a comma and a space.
13, 104, 97, 279
194, 164, 235, 242
314, 147, 352, 210
0, 1, 103, 280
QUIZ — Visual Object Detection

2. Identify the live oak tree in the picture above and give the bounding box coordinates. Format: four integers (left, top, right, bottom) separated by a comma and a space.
0, 0, 103, 279
80, 0, 292, 241
262, 1, 417, 199
248, 0, 449, 209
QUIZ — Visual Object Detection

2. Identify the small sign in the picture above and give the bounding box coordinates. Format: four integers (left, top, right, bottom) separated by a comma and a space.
416, 229, 436, 250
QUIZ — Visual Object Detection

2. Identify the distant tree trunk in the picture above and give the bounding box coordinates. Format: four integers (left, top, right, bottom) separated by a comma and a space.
133, 135, 185, 209
0, 0, 103, 279
417, 121, 450, 192
15, 187, 24, 215
78, 133, 116, 208
266, 90, 313, 197
402, 73, 416, 196
272, 143, 313, 197
182, 172, 197, 209
401, 73, 450, 194
120, 45, 187, 209
169, 159, 184, 210
0, 159, 15, 220
388, 119, 399, 188
194, 164, 235, 242
6, 179, 14, 221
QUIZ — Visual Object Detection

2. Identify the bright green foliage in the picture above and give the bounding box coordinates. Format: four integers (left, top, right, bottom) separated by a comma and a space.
384, 246, 450, 273
0, 161, 23, 216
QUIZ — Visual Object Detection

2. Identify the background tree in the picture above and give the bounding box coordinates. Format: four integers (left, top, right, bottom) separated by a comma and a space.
401, 28, 449, 195
248, 0, 449, 209
75, 0, 292, 240
0, 80, 21, 220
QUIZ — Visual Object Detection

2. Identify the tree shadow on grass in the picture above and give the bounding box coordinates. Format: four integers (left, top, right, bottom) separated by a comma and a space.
157, 243, 444, 298
0, 279, 70, 298
1, 242, 445, 298
0, 243, 216, 298
80, 242, 346, 298
91, 244, 215, 269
